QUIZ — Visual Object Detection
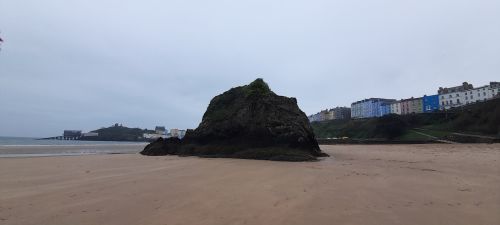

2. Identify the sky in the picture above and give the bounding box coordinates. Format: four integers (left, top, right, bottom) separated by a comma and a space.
0, 0, 499, 137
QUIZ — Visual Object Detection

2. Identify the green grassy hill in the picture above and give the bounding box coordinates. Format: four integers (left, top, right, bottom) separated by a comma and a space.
81, 125, 155, 142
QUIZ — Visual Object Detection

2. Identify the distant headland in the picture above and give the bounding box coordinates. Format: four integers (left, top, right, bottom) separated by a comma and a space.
39, 123, 188, 142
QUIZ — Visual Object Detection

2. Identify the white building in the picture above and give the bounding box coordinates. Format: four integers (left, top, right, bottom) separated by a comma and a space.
155, 126, 166, 135
143, 133, 166, 139
438, 82, 473, 110
439, 81, 499, 109
465, 82, 500, 104
390, 101, 401, 115
464, 85, 489, 104
170, 129, 180, 138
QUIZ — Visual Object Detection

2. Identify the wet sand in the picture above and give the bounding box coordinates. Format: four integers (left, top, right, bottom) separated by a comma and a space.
0, 144, 499, 225
0, 143, 147, 157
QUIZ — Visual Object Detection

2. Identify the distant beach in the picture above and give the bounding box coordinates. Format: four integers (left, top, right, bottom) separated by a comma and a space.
0, 137, 147, 157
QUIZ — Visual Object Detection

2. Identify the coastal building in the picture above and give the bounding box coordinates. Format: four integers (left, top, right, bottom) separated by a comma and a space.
422, 95, 439, 113
490, 82, 500, 98
412, 97, 424, 114
465, 82, 500, 104
331, 107, 351, 120
351, 98, 396, 118
400, 99, 410, 114
308, 107, 351, 122
379, 103, 392, 117
143, 126, 169, 140
312, 81, 498, 121
170, 129, 180, 138
155, 126, 166, 135
390, 101, 401, 115
400, 97, 423, 115
319, 109, 333, 121
441, 81, 500, 106
350, 101, 363, 119
143, 133, 166, 139
143, 133, 157, 139
438, 82, 473, 110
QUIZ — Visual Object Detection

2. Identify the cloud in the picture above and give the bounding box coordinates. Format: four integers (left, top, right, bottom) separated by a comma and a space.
0, 0, 499, 137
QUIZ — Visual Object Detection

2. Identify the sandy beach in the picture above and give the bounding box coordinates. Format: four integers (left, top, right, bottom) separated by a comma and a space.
0, 144, 499, 225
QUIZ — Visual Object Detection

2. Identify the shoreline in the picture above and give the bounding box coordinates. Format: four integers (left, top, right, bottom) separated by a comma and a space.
0, 143, 147, 157
2, 142, 499, 158
0, 152, 134, 158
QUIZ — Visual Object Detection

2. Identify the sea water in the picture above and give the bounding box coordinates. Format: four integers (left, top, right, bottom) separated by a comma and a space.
0, 136, 148, 157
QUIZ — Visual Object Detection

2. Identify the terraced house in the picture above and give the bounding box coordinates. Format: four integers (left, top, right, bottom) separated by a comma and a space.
308, 107, 351, 122
400, 97, 423, 115
438, 82, 473, 110
422, 95, 439, 112
309, 81, 498, 121
351, 98, 396, 119
439, 82, 499, 110
390, 101, 401, 115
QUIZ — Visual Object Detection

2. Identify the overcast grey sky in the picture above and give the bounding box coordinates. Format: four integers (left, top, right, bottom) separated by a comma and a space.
1, 0, 499, 137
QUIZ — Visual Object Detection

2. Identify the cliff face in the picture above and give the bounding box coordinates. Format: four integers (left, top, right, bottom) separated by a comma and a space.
141, 79, 328, 161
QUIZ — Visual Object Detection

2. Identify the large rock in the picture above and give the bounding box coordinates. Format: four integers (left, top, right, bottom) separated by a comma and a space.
141, 78, 328, 161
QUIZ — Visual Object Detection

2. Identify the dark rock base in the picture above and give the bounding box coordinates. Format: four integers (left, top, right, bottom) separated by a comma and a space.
141, 138, 328, 162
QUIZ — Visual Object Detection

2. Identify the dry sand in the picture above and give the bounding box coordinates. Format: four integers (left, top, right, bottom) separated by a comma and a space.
0, 144, 499, 225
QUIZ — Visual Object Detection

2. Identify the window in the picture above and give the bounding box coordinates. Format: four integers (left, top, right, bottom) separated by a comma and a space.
456, 93, 459, 97
457, 99, 460, 104
483, 92, 486, 96
449, 95, 452, 98
478, 93, 480, 97
465, 96, 468, 100
442, 101, 445, 105
471, 95, 474, 99
465, 92, 468, 95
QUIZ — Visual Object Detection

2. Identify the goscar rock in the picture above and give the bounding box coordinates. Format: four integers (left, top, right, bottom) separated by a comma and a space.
141, 78, 328, 161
